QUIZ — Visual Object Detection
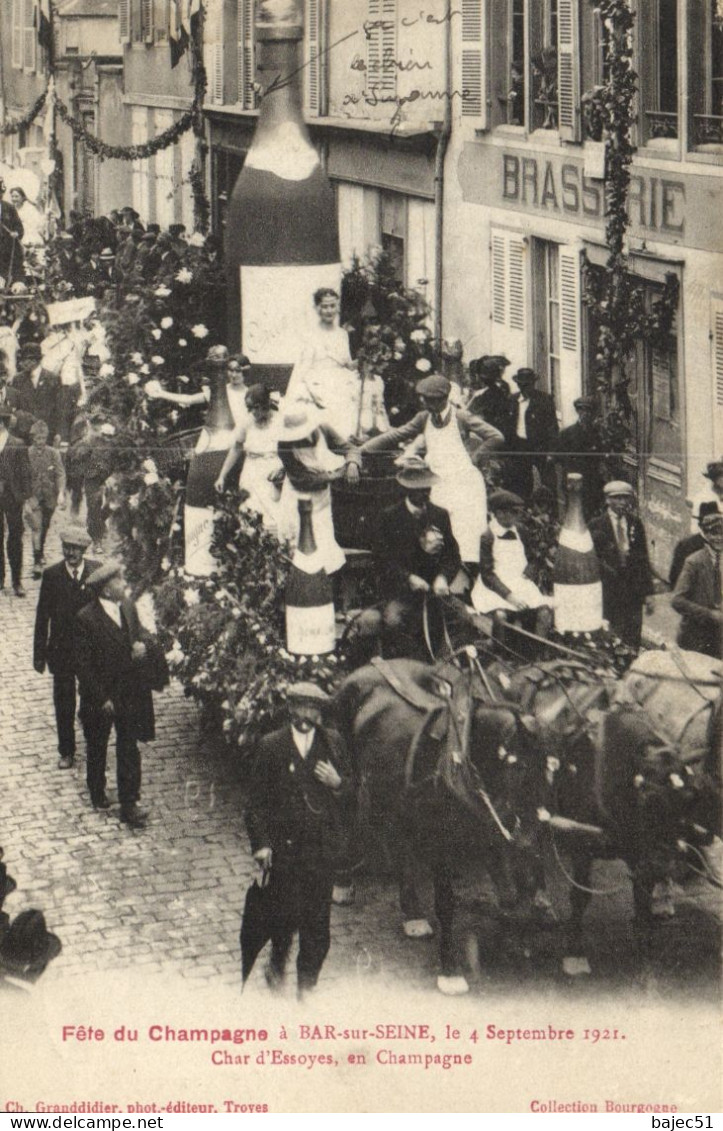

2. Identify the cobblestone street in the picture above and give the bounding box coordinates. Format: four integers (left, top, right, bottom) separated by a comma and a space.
1, 526, 720, 1008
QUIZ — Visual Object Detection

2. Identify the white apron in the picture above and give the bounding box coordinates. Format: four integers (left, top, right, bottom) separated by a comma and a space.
239, 419, 282, 535
424, 408, 487, 562
471, 528, 553, 613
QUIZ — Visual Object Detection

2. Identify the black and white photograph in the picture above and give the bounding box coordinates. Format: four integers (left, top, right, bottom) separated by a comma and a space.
0, 0, 721, 1115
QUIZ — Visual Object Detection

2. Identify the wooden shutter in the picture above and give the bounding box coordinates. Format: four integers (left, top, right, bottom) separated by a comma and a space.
237, 0, 256, 108
558, 0, 581, 140
558, 244, 582, 424
141, 0, 154, 42
119, 0, 131, 43
12, 0, 23, 68
367, 0, 396, 98
712, 297, 723, 455
204, 0, 223, 105
460, 0, 487, 127
490, 227, 528, 371
23, 0, 36, 70
305, 0, 324, 116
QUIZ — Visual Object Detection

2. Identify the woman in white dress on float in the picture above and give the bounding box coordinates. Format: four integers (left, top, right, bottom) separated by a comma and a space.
214, 384, 282, 535
285, 288, 388, 440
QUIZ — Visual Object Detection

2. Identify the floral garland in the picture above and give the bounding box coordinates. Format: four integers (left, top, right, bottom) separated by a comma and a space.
55, 97, 195, 161
0, 88, 48, 136
586, 0, 678, 435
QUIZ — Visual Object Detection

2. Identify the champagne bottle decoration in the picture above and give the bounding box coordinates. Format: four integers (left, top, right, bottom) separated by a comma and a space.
553, 473, 603, 633
224, 0, 341, 392
285, 499, 336, 655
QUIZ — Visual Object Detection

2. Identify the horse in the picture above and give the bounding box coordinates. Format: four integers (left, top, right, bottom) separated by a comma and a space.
332, 653, 547, 995
483, 653, 722, 976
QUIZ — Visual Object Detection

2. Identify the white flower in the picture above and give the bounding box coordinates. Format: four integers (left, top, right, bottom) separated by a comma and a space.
161, 316, 173, 329
141, 363, 150, 375
178, 339, 188, 348
176, 268, 193, 284
160, 557, 171, 572
191, 323, 209, 339
165, 642, 185, 664
189, 232, 205, 247
143, 472, 159, 486
410, 329, 427, 343
128, 493, 140, 510
142, 458, 158, 474
177, 375, 189, 385
415, 358, 432, 373
155, 286, 171, 297
131, 352, 144, 365
151, 328, 162, 340
126, 372, 140, 386
183, 588, 200, 607
100, 423, 116, 436
152, 355, 165, 367
169, 410, 179, 423
143, 379, 163, 397
99, 363, 115, 377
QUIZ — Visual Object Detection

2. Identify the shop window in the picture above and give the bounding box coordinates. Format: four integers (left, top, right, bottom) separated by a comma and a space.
639, 0, 679, 142
688, 0, 723, 147
380, 192, 406, 286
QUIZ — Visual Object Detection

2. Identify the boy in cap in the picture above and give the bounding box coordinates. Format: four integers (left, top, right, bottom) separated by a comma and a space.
74, 561, 162, 824
34, 525, 99, 769
0, 403, 32, 595
25, 419, 66, 577
589, 481, 655, 651
244, 682, 353, 995
672, 512, 723, 659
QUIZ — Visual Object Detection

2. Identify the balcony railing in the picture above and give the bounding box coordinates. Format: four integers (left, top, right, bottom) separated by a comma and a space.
693, 113, 723, 145
645, 110, 678, 139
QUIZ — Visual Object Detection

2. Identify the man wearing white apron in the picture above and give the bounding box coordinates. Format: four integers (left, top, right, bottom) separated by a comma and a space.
471, 489, 553, 637
361, 373, 504, 574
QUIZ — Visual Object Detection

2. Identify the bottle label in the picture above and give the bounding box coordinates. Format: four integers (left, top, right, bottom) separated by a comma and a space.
241, 263, 341, 365
286, 602, 336, 655
553, 581, 604, 633
184, 504, 217, 578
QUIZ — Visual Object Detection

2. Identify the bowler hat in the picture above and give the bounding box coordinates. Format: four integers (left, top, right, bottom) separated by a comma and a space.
0, 910, 61, 976
396, 456, 439, 490
603, 480, 635, 498
703, 460, 723, 481
86, 560, 123, 590
488, 489, 525, 511
481, 355, 510, 372
416, 373, 451, 399
59, 524, 92, 548
694, 500, 722, 522
514, 367, 537, 384
286, 682, 330, 704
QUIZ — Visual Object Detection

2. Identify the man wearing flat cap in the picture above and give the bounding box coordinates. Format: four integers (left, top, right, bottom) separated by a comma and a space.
371, 457, 462, 658
244, 682, 353, 995
362, 373, 503, 571
589, 481, 654, 651
0, 403, 32, 596
33, 526, 100, 769
553, 395, 606, 520
507, 368, 559, 500
672, 512, 723, 659
74, 560, 167, 825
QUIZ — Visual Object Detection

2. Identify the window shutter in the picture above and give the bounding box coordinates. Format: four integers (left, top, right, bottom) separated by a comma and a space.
23, 0, 36, 70
12, 0, 23, 68
119, 0, 131, 43
205, 0, 223, 106
237, 0, 256, 108
490, 228, 528, 371
460, 0, 487, 127
141, 0, 154, 43
305, 0, 324, 116
558, 0, 581, 141
367, 0, 396, 98
558, 244, 583, 425
712, 298, 723, 455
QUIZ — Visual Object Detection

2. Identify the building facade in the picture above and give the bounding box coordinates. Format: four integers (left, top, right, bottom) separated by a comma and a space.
442, 0, 723, 572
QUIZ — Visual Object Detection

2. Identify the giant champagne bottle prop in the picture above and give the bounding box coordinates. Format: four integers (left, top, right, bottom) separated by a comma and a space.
184, 367, 236, 577
553, 472, 603, 633
224, 0, 341, 391
285, 499, 336, 655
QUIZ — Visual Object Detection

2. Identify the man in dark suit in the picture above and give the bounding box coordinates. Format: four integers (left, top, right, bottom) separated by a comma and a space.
669, 501, 721, 588
589, 480, 655, 652
671, 512, 723, 659
74, 560, 162, 826
506, 367, 559, 499
372, 458, 462, 658
244, 683, 353, 995
0, 178, 24, 288
467, 355, 513, 435
10, 343, 62, 445
553, 395, 607, 521
0, 404, 32, 596
33, 527, 100, 770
